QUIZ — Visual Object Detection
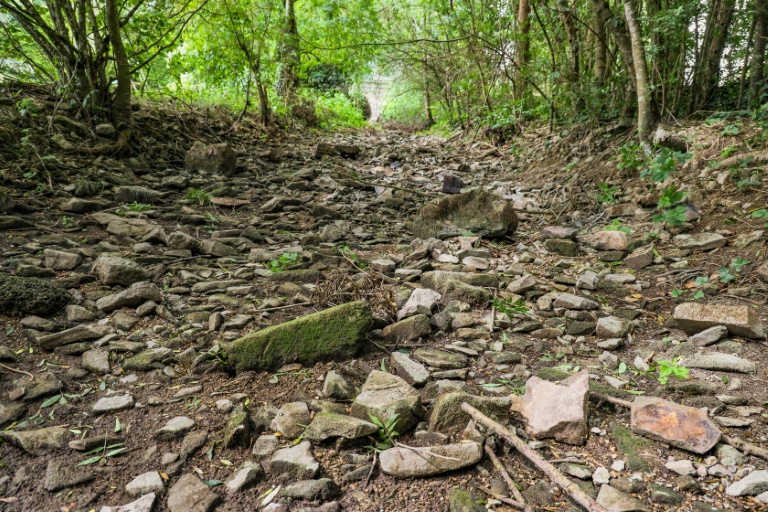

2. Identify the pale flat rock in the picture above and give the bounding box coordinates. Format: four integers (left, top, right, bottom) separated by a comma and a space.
631, 396, 721, 454
397, 288, 441, 320
265, 441, 319, 480
673, 232, 726, 251
351, 370, 423, 433
596, 484, 650, 512
379, 441, 483, 478
584, 231, 628, 251
390, 351, 430, 386
674, 302, 765, 339
553, 293, 599, 310
155, 416, 195, 440
93, 394, 135, 415
167, 473, 220, 512
126, 471, 164, 497
98, 493, 156, 512
513, 371, 589, 445
0, 426, 66, 453
726, 470, 768, 496
303, 412, 378, 443
681, 353, 756, 374
689, 325, 729, 346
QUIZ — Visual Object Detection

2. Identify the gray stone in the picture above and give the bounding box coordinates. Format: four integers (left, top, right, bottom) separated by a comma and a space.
167, 473, 221, 512
351, 370, 423, 433
303, 412, 378, 442
596, 485, 650, 512
577, 271, 599, 290
282, 478, 340, 501
383, 314, 432, 341
507, 274, 536, 294
673, 232, 726, 251
93, 394, 134, 415
38, 324, 107, 350
584, 231, 628, 251
98, 493, 156, 512
379, 441, 483, 477
681, 353, 756, 374
624, 246, 654, 270
43, 459, 94, 491
541, 226, 579, 240
123, 348, 171, 371
96, 282, 162, 313
689, 325, 729, 346
126, 471, 164, 497
266, 441, 320, 480
156, 416, 195, 440
428, 392, 510, 433
390, 351, 430, 386
167, 231, 201, 252
553, 293, 599, 310
82, 349, 111, 375
412, 348, 467, 369
65, 304, 97, 322
114, 186, 163, 204
271, 402, 310, 439
512, 371, 589, 445
665, 459, 695, 476
673, 302, 765, 339
397, 288, 441, 320
421, 271, 498, 293
224, 461, 264, 492
92, 255, 149, 286
322, 370, 355, 400
597, 338, 624, 350
411, 188, 517, 239
596, 316, 632, 338
252, 435, 280, 459
185, 141, 237, 175
44, 249, 82, 271
726, 470, 768, 497
593, 467, 611, 486
0, 426, 66, 453
223, 406, 250, 448
561, 463, 593, 479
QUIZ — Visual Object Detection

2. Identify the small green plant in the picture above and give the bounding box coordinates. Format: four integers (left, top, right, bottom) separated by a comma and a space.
595, 183, 618, 204
671, 289, 683, 298
186, 188, 211, 205
203, 212, 221, 232
737, 178, 760, 189
365, 414, 400, 453
269, 252, 298, 272
728, 156, 753, 178
340, 246, 368, 269
657, 185, 687, 209
605, 219, 631, 234
656, 357, 689, 384
653, 204, 688, 226
15, 97, 37, 117
125, 202, 152, 212
718, 268, 737, 283
641, 148, 691, 183
615, 141, 644, 173
731, 257, 750, 273
751, 208, 768, 227
60, 216, 75, 227
78, 439, 127, 466
721, 123, 741, 136
720, 145, 738, 159
491, 296, 529, 316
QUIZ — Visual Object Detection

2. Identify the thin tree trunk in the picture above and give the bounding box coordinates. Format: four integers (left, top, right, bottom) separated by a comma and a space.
105, 0, 131, 145
624, 0, 655, 145
591, 0, 636, 92
279, 0, 300, 100
738, 15, 756, 108
557, 0, 583, 112
515, 0, 532, 100
750, 0, 768, 107
593, 9, 607, 86
690, 0, 736, 112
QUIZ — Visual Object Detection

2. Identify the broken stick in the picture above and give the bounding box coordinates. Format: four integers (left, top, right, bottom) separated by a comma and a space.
461, 403, 610, 512
484, 444, 533, 512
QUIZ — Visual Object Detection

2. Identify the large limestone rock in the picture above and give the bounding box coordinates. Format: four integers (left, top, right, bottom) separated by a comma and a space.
265, 441, 320, 480
303, 412, 379, 443
167, 473, 220, 512
351, 370, 424, 433
428, 392, 511, 433
379, 441, 483, 478
229, 301, 372, 371
512, 371, 589, 445
96, 282, 162, 312
185, 141, 237, 175
92, 254, 149, 286
631, 396, 721, 454
0, 276, 71, 317
410, 189, 518, 239
673, 302, 765, 339
596, 484, 650, 512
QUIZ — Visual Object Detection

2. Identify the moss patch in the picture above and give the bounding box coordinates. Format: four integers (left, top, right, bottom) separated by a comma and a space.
0, 276, 71, 317
229, 300, 372, 372
610, 423, 655, 472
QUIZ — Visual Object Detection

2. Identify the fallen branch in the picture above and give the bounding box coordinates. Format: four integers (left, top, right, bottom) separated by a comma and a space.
472, 484, 528, 510
484, 444, 532, 512
364, 451, 377, 488
0, 363, 34, 380
589, 392, 632, 409
250, 302, 313, 313
461, 403, 610, 512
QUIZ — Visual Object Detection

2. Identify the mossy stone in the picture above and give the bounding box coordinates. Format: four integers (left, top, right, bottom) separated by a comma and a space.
0, 276, 71, 317
229, 301, 372, 372
610, 423, 654, 472
448, 487, 485, 512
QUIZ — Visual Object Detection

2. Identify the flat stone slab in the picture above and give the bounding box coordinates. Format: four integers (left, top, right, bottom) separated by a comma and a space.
265, 441, 319, 480
303, 412, 378, 443
98, 493, 156, 512
379, 441, 483, 478
167, 473, 220, 512
631, 396, 721, 454
674, 302, 765, 339
126, 471, 164, 497
412, 348, 468, 369
513, 371, 589, 445
351, 370, 423, 433
0, 426, 66, 453
390, 351, 430, 386
155, 416, 195, 440
596, 484, 650, 512
37, 324, 107, 350
93, 394, 135, 415
673, 232, 726, 251
681, 353, 756, 374
726, 470, 768, 496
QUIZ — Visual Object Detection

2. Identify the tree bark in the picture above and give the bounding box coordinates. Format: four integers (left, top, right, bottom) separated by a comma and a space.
105, 0, 131, 132
689, 0, 736, 112
750, 0, 768, 108
279, 0, 300, 100
591, 0, 636, 92
624, 0, 655, 145
557, 0, 583, 112
515, 0, 532, 100
593, 8, 607, 86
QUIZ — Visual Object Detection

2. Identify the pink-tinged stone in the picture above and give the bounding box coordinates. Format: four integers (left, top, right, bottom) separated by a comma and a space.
631, 396, 721, 454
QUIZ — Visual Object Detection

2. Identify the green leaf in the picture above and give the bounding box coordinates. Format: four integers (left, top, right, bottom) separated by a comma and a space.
115, 417, 122, 433
693, 290, 705, 300
617, 362, 627, 374
5, 326, 14, 336
694, 276, 709, 286
203, 479, 223, 487
78, 456, 103, 466
104, 447, 127, 458
40, 394, 62, 408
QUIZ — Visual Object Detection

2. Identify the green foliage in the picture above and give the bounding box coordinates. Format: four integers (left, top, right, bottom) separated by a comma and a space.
186, 188, 211, 205
269, 252, 298, 272
656, 357, 689, 384
314, 92, 367, 129
340, 246, 368, 269
720, 145, 739, 158
605, 219, 631, 234
15, 98, 38, 117
653, 205, 687, 226
671, 289, 683, 298
595, 183, 619, 204
731, 257, 750, 272
751, 208, 768, 227
491, 297, 529, 316
641, 148, 691, 183
721, 123, 741, 136
366, 414, 400, 453
657, 185, 687, 209
718, 268, 737, 283
615, 141, 645, 173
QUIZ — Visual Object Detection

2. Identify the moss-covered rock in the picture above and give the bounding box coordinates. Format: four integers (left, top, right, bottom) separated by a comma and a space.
0, 276, 71, 317
448, 487, 486, 512
229, 301, 372, 372
610, 423, 655, 472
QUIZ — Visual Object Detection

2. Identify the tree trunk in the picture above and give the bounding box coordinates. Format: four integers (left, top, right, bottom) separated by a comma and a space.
690, 0, 736, 112
591, 0, 636, 92
750, 0, 768, 108
515, 0, 531, 100
738, 15, 756, 108
593, 9, 607, 86
279, 0, 300, 100
105, 0, 131, 146
624, 0, 655, 145
557, 0, 583, 112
